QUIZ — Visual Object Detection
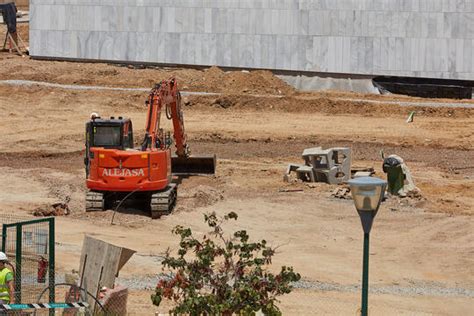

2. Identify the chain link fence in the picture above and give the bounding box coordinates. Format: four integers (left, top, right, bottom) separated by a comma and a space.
0, 213, 120, 314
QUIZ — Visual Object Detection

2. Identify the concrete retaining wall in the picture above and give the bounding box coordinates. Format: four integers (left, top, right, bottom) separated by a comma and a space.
30, 0, 474, 80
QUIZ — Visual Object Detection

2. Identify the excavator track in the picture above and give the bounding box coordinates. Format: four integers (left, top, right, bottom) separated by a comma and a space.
85, 191, 104, 212
150, 184, 177, 219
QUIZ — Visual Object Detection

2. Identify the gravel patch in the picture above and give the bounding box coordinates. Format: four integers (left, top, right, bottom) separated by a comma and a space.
111, 275, 474, 298
293, 279, 474, 297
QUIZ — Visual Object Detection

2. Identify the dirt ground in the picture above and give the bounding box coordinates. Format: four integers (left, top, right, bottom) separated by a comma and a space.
0, 26, 473, 314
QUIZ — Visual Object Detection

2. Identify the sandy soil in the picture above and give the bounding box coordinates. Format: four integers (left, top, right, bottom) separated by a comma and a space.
0, 26, 473, 315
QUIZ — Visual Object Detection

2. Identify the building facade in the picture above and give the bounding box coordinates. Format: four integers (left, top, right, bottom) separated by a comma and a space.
30, 0, 474, 80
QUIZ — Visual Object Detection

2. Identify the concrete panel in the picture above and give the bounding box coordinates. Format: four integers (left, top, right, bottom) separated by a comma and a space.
29, 0, 474, 80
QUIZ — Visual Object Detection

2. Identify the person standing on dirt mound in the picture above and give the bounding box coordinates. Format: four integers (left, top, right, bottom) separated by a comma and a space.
0, 0, 18, 46
0, 252, 14, 305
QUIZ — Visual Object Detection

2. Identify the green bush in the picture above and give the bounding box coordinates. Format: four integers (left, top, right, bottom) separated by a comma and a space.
152, 212, 300, 315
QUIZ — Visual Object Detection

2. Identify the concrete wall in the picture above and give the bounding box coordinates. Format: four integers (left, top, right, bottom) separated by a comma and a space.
30, 0, 474, 80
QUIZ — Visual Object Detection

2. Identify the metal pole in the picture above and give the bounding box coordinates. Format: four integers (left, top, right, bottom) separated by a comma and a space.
1, 224, 6, 252
361, 232, 370, 316
15, 225, 22, 304
48, 218, 55, 316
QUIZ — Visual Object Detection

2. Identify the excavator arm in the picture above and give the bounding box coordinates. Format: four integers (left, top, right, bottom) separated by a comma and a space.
142, 78, 188, 156
143, 78, 215, 174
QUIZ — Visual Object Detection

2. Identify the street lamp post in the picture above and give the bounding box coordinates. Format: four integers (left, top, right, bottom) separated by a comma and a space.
348, 177, 387, 316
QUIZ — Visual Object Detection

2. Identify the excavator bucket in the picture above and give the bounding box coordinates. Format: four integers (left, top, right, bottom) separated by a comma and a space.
172, 155, 216, 175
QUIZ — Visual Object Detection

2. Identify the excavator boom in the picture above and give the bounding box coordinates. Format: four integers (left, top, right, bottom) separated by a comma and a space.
145, 78, 215, 175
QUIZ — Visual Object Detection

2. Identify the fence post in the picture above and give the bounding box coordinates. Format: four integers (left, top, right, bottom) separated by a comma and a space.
15, 225, 22, 303
1, 224, 6, 252
49, 218, 55, 314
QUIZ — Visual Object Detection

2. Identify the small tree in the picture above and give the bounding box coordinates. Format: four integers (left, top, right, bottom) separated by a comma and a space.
151, 212, 300, 315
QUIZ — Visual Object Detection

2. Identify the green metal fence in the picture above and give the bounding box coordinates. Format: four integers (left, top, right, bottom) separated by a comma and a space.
1, 217, 55, 306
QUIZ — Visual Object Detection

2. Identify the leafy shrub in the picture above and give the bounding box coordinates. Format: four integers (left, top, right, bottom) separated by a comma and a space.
151, 212, 301, 315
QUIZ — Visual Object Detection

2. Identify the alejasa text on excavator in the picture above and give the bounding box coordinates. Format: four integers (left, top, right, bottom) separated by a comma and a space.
84, 78, 216, 218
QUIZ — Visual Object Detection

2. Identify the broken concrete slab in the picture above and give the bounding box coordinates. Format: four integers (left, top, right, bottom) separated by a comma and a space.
79, 236, 135, 307
286, 147, 352, 185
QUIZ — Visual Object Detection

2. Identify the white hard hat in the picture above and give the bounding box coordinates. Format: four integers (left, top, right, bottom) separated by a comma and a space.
0, 252, 8, 261
90, 112, 100, 120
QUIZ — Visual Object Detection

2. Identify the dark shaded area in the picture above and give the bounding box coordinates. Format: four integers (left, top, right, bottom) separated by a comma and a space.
373, 76, 473, 100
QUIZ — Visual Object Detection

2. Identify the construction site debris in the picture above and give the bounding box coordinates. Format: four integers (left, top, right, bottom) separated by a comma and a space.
383, 154, 420, 197
331, 186, 352, 199
79, 236, 135, 308
32, 202, 70, 216
279, 188, 304, 193
406, 111, 416, 123
284, 147, 352, 184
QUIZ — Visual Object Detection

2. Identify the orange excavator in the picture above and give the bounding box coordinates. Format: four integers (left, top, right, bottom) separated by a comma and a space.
84, 78, 215, 218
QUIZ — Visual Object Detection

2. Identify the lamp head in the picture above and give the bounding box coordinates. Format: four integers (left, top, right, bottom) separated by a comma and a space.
348, 177, 387, 233
348, 177, 387, 213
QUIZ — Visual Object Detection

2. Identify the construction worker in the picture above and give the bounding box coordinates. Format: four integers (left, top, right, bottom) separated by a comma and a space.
0, 0, 18, 46
0, 252, 14, 305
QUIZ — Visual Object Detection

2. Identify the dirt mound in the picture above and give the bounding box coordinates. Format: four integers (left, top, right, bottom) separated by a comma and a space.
182, 185, 224, 208
186, 94, 474, 118
190, 66, 293, 95
32, 202, 70, 216
0, 60, 293, 96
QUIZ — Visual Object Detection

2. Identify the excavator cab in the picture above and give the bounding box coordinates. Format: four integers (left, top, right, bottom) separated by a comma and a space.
86, 117, 133, 150
85, 117, 134, 175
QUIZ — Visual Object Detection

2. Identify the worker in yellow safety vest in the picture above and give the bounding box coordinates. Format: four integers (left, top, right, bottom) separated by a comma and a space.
0, 252, 14, 305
